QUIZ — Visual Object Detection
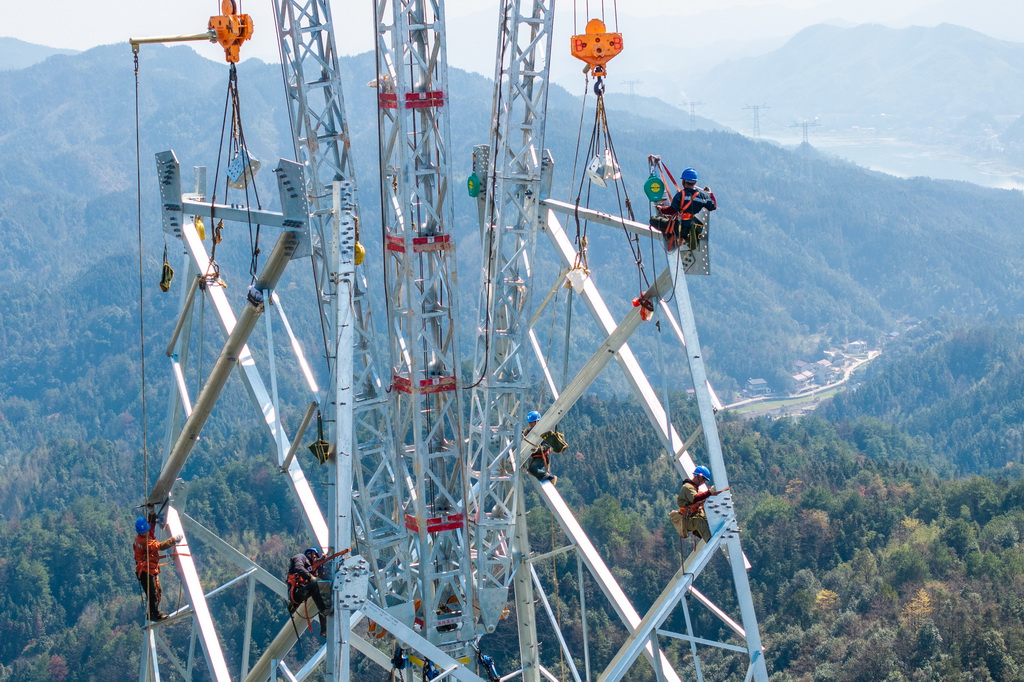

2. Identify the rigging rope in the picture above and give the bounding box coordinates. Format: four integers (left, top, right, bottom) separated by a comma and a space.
571, 77, 649, 296
132, 47, 154, 625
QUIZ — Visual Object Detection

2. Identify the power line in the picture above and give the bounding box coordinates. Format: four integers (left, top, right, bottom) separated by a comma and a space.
623, 79, 642, 96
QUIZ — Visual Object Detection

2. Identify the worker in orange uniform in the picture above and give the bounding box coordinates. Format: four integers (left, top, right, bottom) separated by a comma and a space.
134, 513, 182, 621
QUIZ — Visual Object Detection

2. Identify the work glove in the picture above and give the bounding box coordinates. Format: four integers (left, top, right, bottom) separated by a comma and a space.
703, 186, 711, 192
173, 534, 184, 545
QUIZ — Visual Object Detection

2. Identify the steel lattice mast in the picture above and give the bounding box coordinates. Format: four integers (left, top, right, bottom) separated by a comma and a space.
373, 0, 477, 656
466, 0, 556, 674
272, 0, 411, 651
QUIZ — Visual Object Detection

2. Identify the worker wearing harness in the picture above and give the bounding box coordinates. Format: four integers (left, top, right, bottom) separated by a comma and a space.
658, 167, 716, 251
288, 548, 332, 637
133, 514, 182, 622
673, 466, 717, 542
523, 411, 558, 485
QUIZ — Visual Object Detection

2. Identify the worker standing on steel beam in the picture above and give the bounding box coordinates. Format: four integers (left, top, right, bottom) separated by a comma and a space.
287, 548, 332, 637
133, 513, 182, 622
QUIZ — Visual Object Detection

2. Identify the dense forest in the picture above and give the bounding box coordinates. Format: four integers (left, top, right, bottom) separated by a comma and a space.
4, 323, 1024, 680
3, 43, 1024, 681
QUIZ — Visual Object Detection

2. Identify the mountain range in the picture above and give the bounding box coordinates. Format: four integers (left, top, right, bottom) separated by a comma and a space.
3, 40, 1024, 404
696, 23, 1024, 136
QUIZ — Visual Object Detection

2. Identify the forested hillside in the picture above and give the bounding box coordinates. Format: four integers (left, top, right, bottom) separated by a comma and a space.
822, 322, 1024, 477
3, 45, 1024, 397
2, 42, 1024, 681
4, 387, 1024, 680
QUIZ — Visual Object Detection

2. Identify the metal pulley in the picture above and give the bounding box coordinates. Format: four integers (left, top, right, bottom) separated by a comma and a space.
585, 148, 621, 188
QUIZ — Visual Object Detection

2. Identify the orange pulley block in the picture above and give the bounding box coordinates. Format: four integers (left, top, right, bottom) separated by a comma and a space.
570, 18, 623, 78
209, 0, 253, 63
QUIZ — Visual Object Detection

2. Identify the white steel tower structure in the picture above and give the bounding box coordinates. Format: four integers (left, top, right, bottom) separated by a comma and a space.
466, 0, 555, 678
272, 0, 408, 677
466, 3, 771, 681
373, 0, 477, 660
134, 0, 770, 678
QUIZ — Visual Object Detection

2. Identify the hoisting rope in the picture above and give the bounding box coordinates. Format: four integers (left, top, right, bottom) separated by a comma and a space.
131, 45, 157, 625
465, 0, 518, 391
567, 2, 650, 309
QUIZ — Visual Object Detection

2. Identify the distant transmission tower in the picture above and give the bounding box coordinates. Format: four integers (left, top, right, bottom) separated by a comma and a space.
791, 119, 820, 144
682, 99, 704, 128
743, 103, 770, 138
624, 79, 642, 95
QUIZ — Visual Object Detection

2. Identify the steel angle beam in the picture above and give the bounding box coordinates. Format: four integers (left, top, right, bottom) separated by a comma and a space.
665, 256, 768, 680
535, 483, 680, 682
530, 564, 584, 682
180, 513, 287, 598
162, 258, 200, 468
598, 531, 727, 682
164, 506, 232, 681
244, 610, 387, 682
655, 302, 724, 412
156, 152, 310, 256
688, 587, 745, 639
533, 210, 694, 477
359, 602, 486, 682
541, 199, 658, 240
541, 198, 708, 275
524, 266, 671, 461
139, 626, 160, 682
158, 220, 329, 545
149, 227, 299, 504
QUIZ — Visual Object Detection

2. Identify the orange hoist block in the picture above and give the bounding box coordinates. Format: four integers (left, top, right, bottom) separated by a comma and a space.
209, 0, 253, 63
570, 18, 623, 78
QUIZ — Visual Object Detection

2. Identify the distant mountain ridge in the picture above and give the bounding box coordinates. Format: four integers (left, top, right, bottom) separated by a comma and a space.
821, 322, 1024, 476
3, 42, 1024, 403
696, 23, 1024, 134
0, 37, 77, 71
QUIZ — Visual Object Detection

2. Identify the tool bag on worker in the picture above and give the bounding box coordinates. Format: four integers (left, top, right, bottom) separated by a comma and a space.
668, 509, 689, 539
649, 214, 673, 234
540, 430, 568, 454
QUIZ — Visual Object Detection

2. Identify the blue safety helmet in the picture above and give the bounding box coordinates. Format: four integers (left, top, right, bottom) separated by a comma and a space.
526, 411, 541, 423
135, 517, 150, 534
681, 168, 699, 183
693, 466, 712, 483
304, 547, 320, 560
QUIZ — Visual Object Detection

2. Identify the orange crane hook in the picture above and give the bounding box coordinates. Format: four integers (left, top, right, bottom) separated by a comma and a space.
209, 0, 253, 63
570, 18, 623, 79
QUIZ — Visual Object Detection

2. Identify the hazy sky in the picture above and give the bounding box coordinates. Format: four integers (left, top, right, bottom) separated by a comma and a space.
5, 0, 1019, 72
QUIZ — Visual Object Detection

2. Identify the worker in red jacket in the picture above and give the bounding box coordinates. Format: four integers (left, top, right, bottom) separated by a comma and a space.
133, 514, 182, 622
